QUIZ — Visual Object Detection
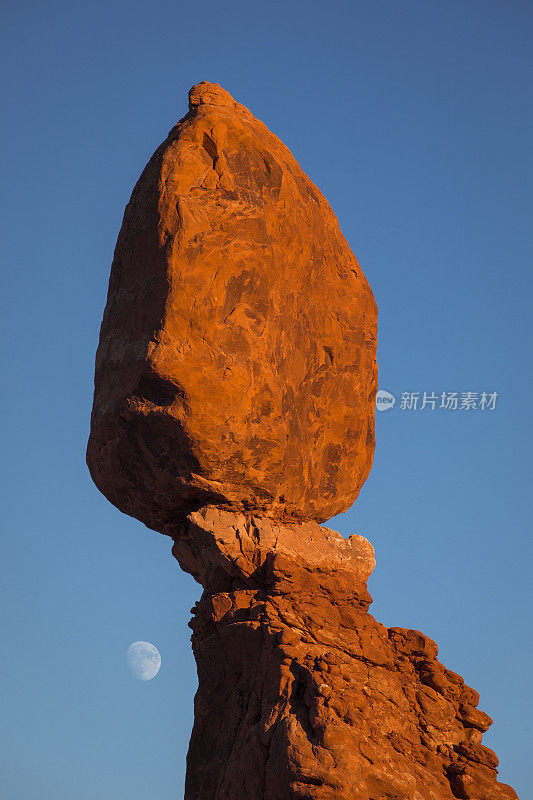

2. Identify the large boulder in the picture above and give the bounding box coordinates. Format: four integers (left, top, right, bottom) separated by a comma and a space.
87, 82, 378, 531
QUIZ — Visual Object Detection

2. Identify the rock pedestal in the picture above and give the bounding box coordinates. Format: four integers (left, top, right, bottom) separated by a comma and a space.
171, 508, 517, 800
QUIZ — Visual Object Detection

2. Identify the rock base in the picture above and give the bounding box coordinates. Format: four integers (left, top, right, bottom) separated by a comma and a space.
171, 508, 518, 800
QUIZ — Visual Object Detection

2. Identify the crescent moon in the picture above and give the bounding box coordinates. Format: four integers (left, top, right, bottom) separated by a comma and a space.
126, 641, 161, 681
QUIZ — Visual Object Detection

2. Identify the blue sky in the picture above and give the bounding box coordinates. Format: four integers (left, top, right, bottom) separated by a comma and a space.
1, 1, 531, 797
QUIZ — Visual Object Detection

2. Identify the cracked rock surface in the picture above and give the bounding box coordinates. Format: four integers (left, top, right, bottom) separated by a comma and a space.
173, 508, 518, 800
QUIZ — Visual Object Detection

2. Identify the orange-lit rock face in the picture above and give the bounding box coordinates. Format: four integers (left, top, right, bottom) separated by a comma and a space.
87, 82, 377, 530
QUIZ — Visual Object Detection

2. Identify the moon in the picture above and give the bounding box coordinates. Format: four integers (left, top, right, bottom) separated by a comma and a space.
126, 641, 161, 681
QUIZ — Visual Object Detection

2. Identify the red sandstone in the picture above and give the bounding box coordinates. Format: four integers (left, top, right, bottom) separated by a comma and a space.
87, 83, 518, 800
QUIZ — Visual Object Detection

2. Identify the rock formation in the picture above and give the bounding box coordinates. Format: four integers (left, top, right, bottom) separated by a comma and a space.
87, 83, 518, 799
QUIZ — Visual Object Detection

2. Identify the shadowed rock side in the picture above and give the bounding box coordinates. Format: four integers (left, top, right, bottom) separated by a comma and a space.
172, 508, 518, 800
87, 82, 378, 530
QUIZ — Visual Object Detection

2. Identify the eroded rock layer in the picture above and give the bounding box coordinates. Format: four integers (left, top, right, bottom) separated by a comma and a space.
172, 508, 518, 800
87, 82, 378, 529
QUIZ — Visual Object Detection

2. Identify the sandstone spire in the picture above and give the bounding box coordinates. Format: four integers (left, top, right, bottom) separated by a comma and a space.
87, 83, 518, 800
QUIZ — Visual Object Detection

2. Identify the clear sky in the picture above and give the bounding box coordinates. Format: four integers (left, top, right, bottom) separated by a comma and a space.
1, 1, 531, 797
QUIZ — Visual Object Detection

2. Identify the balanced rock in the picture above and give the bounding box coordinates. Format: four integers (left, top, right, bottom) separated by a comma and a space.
87, 82, 377, 530
87, 83, 518, 800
